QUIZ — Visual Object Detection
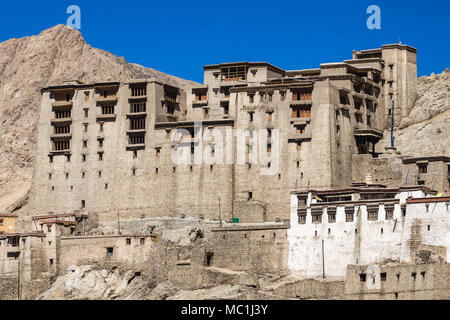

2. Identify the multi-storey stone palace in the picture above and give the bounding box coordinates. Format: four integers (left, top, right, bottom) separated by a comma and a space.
1, 43, 449, 299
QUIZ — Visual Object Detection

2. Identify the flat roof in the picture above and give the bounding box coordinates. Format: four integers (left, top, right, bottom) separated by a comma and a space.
0, 213, 17, 218
406, 197, 450, 204
402, 156, 450, 164
292, 186, 437, 196
203, 61, 286, 75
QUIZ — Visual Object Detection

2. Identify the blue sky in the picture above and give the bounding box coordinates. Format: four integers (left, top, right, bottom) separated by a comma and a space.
0, 0, 448, 82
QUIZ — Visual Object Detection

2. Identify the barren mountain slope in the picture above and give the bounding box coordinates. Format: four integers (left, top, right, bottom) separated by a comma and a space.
0, 25, 198, 211
378, 69, 450, 157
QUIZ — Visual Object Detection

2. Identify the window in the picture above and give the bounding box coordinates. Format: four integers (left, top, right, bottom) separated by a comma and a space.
339, 92, 349, 105
292, 89, 312, 101
7, 252, 20, 259
385, 207, 394, 220
345, 207, 354, 222
411, 272, 417, 280
132, 169, 136, 176
126, 238, 131, 245
249, 112, 254, 122
312, 212, 322, 224
249, 95, 254, 104
221, 101, 229, 115
81, 200, 85, 209
129, 134, 145, 145
155, 148, 161, 157
297, 127, 305, 134
106, 247, 114, 258
248, 192, 253, 200
55, 110, 71, 119
328, 210, 336, 223
260, 93, 265, 102
53, 141, 70, 151
359, 274, 366, 282
164, 90, 178, 102
84, 109, 89, 118
131, 85, 147, 97
205, 252, 214, 266
298, 214, 306, 224
267, 111, 273, 121
221, 66, 247, 81
82, 154, 87, 162
291, 105, 311, 118
418, 164, 428, 174
195, 92, 207, 101
367, 207, 378, 221
0, 219, 3, 226
381, 272, 387, 281
101, 105, 115, 115
130, 118, 146, 130
140, 238, 145, 245
297, 143, 302, 151
130, 102, 146, 113
85, 92, 89, 102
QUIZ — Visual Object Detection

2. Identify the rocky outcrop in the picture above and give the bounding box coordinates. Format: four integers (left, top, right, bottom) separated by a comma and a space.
378, 69, 450, 156
401, 69, 450, 128
0, 25, 198, 211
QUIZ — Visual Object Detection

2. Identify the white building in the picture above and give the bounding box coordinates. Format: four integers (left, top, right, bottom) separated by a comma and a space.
288, 185, 450, 278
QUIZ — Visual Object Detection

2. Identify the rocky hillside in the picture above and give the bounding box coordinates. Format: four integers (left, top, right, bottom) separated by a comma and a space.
0, 25, 198, 211
379, 69, 450, 156
37, 265, 344, 300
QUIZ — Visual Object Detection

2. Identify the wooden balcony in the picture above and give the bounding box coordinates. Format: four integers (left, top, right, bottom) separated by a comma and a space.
51, 118, 72, 125
50, 133, 72, 141
96, 114, 117, 122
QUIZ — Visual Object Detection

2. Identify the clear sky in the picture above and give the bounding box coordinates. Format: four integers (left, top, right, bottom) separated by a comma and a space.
0, 0, 448, 83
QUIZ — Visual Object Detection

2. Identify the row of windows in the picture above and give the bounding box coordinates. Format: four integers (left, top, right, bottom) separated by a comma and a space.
298, 208, 394, 224
131, 86, 146, 97
54, 125, 71, 134
359, 270, 426, 284
55, 110, 71, 119
130, 102, 146, 113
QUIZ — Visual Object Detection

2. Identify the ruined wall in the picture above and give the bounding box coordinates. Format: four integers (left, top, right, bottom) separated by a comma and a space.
345, 263, 450, 300
58, 234, 167, 281
352, 153, 404, 187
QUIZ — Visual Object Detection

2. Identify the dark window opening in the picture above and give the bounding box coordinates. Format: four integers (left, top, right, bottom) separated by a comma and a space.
206, 252, 214, 266
106, 247, 114, 258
